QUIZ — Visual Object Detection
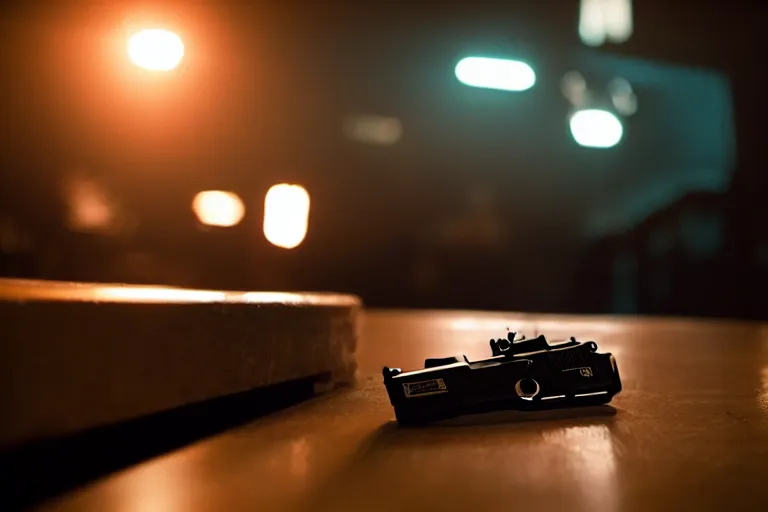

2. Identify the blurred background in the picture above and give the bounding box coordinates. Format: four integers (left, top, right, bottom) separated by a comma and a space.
0, 0, 764, 319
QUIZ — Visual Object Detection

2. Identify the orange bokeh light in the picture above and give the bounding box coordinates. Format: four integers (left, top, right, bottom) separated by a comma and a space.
192, 191, 245, 227
263, 184, 310, 249
128, 29, 184, 71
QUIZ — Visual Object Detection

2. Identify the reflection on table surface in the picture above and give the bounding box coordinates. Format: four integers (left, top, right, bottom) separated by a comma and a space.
34, 310, 768, 512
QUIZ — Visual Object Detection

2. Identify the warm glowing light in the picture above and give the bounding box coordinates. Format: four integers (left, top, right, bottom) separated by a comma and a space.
455, 57, 536, 92
344, 115, 403, 146
0, 279, 363, 306
243, 292, 316, 304
128, 29, 184, 71
569, 109, 624, 148
192, 191, 245, 227
95, 286, 227, 303
579, 0, 633, 47
65, 177, 114, 233
263, 184, 310, 249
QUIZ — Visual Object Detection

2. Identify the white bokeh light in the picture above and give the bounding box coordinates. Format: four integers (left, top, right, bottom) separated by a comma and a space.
455, 57, 536, 92
263, 184, 310, 249
570, 109, 624, 148
579, 0, 633, 47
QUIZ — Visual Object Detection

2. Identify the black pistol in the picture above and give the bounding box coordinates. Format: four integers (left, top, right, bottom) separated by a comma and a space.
382, 331, 622, 425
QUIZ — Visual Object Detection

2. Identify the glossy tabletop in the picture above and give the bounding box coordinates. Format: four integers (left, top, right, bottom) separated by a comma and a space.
34, 310, 768, 512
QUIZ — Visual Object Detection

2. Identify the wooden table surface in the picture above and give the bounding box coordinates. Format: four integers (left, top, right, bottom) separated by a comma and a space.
33, 310, 768, 512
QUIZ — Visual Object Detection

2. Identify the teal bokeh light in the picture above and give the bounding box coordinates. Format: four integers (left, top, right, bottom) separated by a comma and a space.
455, 57, 536, 92
569, 109, 624, 148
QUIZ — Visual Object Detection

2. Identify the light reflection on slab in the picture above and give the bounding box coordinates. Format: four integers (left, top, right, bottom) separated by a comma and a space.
0, 278, 361, 306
